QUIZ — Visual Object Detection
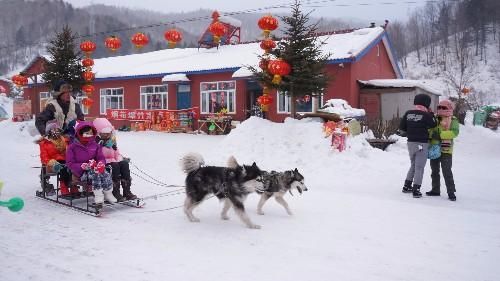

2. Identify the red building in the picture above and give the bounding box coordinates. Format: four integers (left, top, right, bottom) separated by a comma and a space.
22, 26, 401, 127
0, 78, 11, 95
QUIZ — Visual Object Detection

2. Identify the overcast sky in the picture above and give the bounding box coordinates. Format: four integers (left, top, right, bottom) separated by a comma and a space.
64, 0, 429, 22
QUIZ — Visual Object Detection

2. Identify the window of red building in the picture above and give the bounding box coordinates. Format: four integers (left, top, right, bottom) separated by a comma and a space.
200, 81, 236, 114
277, 92, 323, 114
100, 88, 124, 114
140, 85, 168, 110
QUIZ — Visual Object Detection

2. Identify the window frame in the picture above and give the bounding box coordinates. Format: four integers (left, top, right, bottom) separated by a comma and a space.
39, 92, 51, 111
276, 92, 324, 114
139, 85, 168, 110
99, 87, 124, 115
75, 95, 89, 115
199, 80, 236, 114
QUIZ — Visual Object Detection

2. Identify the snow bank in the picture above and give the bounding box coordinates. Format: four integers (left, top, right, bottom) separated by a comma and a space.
318, 98, 366, 117
0, 95, 13, 118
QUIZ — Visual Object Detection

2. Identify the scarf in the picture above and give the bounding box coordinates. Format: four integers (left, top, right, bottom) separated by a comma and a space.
49, 136, 67, 153
437, 109, 453, 130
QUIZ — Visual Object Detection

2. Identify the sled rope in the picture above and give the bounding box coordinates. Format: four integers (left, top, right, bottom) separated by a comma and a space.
124, 189, 224, 214
130, 162, 184, 188
130, 170, 184, 188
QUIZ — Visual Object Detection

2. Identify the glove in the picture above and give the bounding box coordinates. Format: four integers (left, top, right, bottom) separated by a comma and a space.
396, 129, 407, 137
95, 161, 106, 174
80, 162, 90, 171
123, 157, 131, 163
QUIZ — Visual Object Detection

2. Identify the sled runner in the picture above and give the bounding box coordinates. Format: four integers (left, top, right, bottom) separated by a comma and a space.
35, 165, 145, 217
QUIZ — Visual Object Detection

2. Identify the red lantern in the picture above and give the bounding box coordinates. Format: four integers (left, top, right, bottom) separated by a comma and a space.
260, 39, 276, 53
82, 71, 95, 82
209, 21, 227, 44
257, 94, 273, 112
105, 35, 121, 52
82, 98, 93, 109
131, 32, 149, 49
164, 29, 183, 48
259, 59, 269, 71
80, 40, 96, 56
258, 14, 279, 38
212, 10, 220, 21
82, 58, 94, 68
82, 84, 95, 94
11, 74, 28, 87
268, 59, 291, 84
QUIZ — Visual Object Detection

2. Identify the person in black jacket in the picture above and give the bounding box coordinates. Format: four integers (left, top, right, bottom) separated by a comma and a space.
399, 94, 437, 198
35, 80, 85, 136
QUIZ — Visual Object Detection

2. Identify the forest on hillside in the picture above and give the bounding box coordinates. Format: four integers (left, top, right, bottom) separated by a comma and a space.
386, 0, 500, 105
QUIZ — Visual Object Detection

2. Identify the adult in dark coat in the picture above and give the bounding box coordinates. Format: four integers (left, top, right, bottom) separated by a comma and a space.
35, 80, 85, 136
399, 94, 437, 198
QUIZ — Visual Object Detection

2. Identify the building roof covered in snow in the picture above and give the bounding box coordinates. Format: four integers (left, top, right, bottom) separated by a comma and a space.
358, 79, 441, 95
88, 27, 397, 80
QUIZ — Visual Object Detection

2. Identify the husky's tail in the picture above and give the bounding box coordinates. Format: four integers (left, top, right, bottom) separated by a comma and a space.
180, 152, 205, 173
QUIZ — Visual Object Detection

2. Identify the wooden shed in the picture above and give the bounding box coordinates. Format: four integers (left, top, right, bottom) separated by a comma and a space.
359, 79, 441, 121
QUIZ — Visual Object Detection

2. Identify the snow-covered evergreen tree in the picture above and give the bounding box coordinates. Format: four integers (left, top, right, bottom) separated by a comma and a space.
249, 0, 330, 117
42, 25, 84, 91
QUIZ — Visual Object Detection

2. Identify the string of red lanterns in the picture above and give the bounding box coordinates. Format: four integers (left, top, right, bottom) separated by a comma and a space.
80, 40, 96, 110
256, 14, 279, 111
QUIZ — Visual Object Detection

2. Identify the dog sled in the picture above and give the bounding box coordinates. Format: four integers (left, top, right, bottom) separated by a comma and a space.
35, 165, 145, 217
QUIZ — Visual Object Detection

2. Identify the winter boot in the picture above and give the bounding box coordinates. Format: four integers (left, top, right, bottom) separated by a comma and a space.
412, 185, 422, 198
59, 181, 70, 196
121, 179, 137, 200
425, 190, 441, 196
448, 192, 456, 201
402, 180, 413, 193
112, 180, 126, 202
43, 177, 55, 196
93, 189, 105, 208
103, 189, 117, 204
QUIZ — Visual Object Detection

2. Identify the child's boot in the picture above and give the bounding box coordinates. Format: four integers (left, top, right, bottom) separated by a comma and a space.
112, 180, 126, 202
121, 179, 137, 200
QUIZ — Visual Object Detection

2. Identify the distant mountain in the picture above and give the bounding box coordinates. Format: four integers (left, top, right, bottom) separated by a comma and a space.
0, 0, 364, 77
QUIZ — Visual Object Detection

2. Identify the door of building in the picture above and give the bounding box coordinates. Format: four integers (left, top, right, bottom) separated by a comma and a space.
176, 84, 191, 109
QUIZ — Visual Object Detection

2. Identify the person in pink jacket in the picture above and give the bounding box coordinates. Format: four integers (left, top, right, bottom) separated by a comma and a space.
93, 118, 137, 202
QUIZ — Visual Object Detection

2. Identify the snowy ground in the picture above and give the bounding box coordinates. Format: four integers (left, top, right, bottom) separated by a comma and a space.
1, 117, 499, 281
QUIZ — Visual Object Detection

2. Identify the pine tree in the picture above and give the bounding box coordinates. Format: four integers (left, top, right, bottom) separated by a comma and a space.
42, 25, 84, 92
249, 0, 330, 117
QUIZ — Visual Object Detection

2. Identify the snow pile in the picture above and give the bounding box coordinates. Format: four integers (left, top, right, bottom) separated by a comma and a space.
318, 98, 366, 117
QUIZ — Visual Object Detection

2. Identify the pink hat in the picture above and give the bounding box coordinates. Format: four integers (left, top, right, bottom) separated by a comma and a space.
438, 99, 455, 110
93, 118, 114, 134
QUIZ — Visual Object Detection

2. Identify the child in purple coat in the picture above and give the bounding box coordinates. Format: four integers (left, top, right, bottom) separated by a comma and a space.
66, 121, 116, 207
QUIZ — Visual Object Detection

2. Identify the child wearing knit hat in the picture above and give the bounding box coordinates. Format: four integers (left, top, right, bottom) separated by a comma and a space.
426, 99, 459, 201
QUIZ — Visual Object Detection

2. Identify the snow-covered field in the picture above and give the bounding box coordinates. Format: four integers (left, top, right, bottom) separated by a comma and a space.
1, 117, 499, 281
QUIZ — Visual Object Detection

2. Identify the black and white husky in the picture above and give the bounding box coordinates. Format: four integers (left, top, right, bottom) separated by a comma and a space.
180, 153, 264, 229
255, 169, 307, 216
